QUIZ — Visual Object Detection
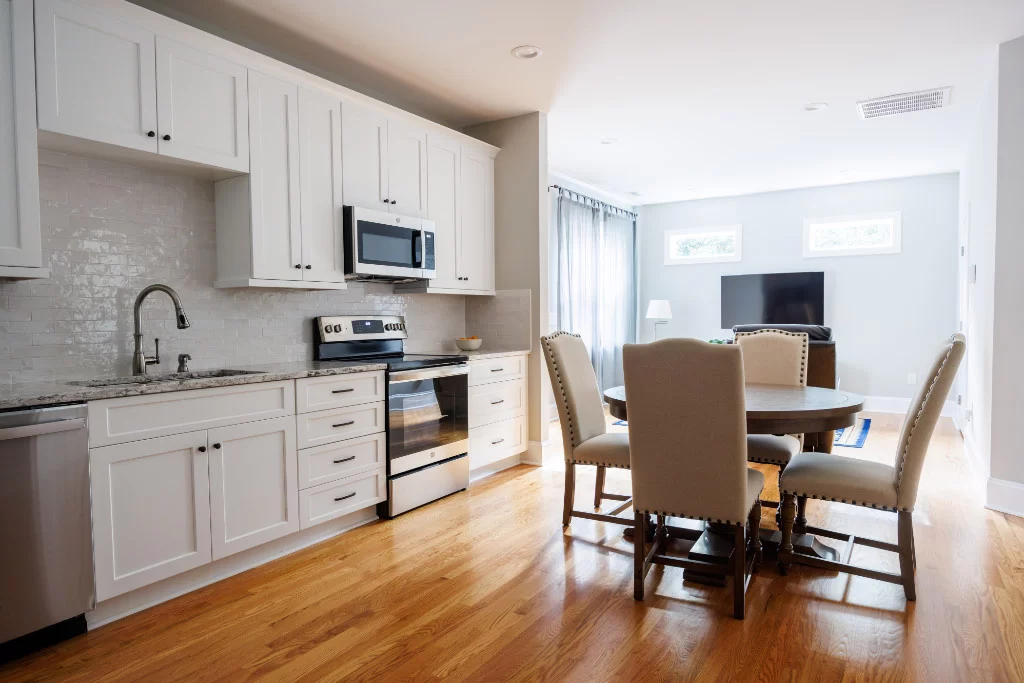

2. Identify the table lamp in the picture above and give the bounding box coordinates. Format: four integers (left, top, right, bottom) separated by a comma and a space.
646, 300, 672, 341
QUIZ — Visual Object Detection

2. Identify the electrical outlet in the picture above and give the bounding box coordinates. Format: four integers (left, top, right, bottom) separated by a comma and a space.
907, 372, 917, 385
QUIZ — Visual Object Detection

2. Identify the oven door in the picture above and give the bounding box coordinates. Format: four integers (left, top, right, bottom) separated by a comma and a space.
388, 365, 469, 475
347, 206, 425, 279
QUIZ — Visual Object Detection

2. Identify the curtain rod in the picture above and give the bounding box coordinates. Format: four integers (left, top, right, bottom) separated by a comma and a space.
548, 184, 638, 220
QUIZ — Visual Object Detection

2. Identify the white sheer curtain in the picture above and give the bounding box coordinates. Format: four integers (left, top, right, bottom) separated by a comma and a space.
554, 189, 636, 391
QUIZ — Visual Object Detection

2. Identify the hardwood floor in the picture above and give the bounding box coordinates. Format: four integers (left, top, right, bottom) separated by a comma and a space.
3, 415, 1023, 682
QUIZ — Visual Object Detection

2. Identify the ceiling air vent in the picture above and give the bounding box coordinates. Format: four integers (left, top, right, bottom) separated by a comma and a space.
857, 87, 951, 120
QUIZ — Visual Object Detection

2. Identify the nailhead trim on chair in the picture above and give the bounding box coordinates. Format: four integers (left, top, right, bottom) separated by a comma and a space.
748, 455, 791, 466
735, 329, 808, 386
571, 459, 631, 469
894, 339, 955, 499
638, 508, 751, 527
780, 489, 908, 513
541, 331, 584, 452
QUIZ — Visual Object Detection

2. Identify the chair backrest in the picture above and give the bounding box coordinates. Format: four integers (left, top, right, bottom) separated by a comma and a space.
894, 333, 966, 510
735, 329, 808, 387
623, 338, 750, 525
541, 332, 607, 459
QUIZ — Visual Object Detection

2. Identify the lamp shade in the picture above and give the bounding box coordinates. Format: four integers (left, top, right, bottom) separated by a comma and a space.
645, 299, 672, 319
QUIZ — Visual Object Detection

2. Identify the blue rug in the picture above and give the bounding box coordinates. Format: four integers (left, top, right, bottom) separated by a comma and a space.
834, 418, 871, 448
613, 420, 627, 426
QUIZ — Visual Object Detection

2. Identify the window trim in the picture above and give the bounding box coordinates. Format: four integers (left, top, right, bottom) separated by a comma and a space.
802, 211, 902, 258
663, 224, 743, 265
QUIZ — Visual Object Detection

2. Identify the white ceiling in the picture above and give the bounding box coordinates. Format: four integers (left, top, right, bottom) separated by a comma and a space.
146, 0, 1024, 206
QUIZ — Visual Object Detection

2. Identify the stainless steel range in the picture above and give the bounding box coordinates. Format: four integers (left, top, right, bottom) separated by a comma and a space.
314, 315, 469, 518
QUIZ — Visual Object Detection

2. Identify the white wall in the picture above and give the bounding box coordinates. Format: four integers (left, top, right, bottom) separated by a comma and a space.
638, 174, 959, 401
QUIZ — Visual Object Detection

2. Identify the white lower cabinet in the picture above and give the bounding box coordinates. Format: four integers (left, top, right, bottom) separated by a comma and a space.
299, 468, 386, 530
90, 432, 212, 602
469, 416, 526, 470
208, 416, 298, 560
466, 354, 529, 471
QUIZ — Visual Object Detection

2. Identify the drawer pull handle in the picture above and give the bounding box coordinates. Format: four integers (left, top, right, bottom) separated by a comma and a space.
490, 399, 505, 405
331, 388, 355, 394
334, 492, 356, 502
332, 420, 356, 428
490, 368, 504, 372
333, 456, 357, 464
491, 438, 505, 445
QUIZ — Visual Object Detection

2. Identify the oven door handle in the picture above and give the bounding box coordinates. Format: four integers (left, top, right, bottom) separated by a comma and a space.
389, 364, 469, 383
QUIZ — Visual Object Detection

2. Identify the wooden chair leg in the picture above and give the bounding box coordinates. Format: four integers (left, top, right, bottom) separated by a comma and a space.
634, 511, 646, 601
748, 501, 763, 571
594, 466, 606, 508
562, 462, 576, 527
898, 511, 917, 601
795, 495, 808, 532
778, 493, 797, 575
733, 525, 745, 619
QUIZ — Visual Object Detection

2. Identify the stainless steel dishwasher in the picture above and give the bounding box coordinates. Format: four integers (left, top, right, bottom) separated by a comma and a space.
0, 404, 93, 659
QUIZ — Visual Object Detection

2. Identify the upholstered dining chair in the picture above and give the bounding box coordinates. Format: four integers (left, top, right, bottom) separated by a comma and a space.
541, 332, 633, 528
735, 329, 809, 517
623, 338, 763, 619
778, 333, 966, 601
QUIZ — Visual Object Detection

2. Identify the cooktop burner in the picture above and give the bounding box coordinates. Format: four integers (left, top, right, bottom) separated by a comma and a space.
313, 315, 468, 370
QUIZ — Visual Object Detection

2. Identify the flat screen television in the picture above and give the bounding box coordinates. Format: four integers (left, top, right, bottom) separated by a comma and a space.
721, 272, 824, 328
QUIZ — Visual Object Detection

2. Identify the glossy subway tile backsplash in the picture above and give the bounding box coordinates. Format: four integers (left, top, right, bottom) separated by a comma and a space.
0, 151, 466, 385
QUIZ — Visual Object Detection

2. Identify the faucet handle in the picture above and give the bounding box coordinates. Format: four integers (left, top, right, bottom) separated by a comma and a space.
177, 353, 191, 373
145, 337, 161, 368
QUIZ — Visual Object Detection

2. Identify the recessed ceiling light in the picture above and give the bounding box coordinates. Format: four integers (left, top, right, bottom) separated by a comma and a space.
600, 138, 617, 145
510, 45, 542, 60
804, 102, 829, 112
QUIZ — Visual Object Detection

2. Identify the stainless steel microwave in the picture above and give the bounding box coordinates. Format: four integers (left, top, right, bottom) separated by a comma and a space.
343, 206, 435, 282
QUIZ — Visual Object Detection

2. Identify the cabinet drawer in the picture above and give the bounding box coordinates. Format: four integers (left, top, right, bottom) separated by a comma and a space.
298, 432, 386, 490
469, 378, 525, 429
296, 401, 385, 449
469, 416, 526, 470
468, 355, 526, 386
299, 467, 386, 529
296, 371, 385, 414
88, 381, 295, 448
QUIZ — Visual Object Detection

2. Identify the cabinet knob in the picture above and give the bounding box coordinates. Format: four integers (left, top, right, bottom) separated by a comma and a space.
382, 198, 389, 203
305, 265, 312, 269
390, 200, 397, 205
295, 264, 301, 269
197, 446, 207, 453
147, 130, 155, 137
213, 443, 221, 449
162, 134, 171, 141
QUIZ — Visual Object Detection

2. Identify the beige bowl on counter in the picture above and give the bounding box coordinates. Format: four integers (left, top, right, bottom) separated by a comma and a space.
455, 338, 484, 351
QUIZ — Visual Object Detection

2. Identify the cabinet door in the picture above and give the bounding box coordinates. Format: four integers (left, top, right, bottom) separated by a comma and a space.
341, 100, 389, 210
459, 147, 495, 291
248, 71, 301, 281
35, 0, 158, 153
208, 416, 298, 560
155, 36, 248, 172
0, 0, 41, 269
90, 432, 212, 601
425, 134, 460, 289
299, 87, 345, 283
387, 120, 427, 217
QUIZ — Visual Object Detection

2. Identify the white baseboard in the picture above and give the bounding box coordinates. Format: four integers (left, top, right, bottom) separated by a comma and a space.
86, 507, 379, 629
861, 396, 957, 417
986, 477, 1024, 518
523, 440, 547, 466
470, 453, 521, 482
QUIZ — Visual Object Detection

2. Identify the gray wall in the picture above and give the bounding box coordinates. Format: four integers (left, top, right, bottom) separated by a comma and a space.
0, 151, 467, 385
637, 173, 959, 400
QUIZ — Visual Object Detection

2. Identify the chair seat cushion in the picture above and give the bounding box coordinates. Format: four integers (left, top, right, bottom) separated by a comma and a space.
746, 468, 766, 514
781, 452, 900, 511
747, 434, 800, 465
571, 432, 631, 469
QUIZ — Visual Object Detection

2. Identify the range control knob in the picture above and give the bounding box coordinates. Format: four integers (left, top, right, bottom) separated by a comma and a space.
333, 324, 343, 333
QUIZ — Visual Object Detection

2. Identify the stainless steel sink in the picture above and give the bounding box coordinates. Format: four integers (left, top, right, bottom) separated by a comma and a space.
68, 369, 265, 387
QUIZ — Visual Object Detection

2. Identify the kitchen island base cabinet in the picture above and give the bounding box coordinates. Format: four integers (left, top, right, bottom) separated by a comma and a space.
209, 416, 298, 561
90, 432, 212, 602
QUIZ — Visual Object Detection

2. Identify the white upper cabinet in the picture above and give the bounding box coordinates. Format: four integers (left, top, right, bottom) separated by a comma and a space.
341, 100, 388, 210
299, 86, 345, 283
155, 36, 249, 172
458, 145, 495, 292
208, 416, 298, 560
425, 134, 460, 289
386, 119, 427, 218
35, 0, 158, 153
0, 0, 43, 277
246, 70, 301, 282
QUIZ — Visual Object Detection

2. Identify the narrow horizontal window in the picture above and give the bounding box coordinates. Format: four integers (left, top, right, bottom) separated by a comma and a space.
664, 225, 742, 265
803, 212, 902, 258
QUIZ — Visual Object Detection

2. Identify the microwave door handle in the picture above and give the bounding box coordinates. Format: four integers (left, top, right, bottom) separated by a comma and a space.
413, 231, 423, 268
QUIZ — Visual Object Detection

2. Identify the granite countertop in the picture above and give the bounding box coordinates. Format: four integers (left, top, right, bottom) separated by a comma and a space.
0, 360, 387, 411
408, 347, 531, 360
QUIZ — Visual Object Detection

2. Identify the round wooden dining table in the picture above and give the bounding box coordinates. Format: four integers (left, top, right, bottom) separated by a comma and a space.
602, 382, 865, 585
